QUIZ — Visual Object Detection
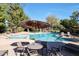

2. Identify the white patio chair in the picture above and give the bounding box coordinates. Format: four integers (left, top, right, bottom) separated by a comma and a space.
14, 42, 25, 56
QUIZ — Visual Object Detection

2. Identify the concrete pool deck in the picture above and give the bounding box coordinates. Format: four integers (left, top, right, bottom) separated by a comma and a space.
0, 32, 79, 56
0, 38, 35, 56
0, 32, 35, 56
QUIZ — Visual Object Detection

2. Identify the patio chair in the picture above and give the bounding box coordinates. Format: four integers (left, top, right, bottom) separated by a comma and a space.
14, 42, 25, 56
26, 48, 41, 56
47, 47, 62, 56
0, 50, 8, 56
21, 42, 29, 46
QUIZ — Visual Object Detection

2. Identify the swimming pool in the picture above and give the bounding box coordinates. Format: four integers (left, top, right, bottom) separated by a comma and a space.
9, 34, 28, 39
9, 32, 74, 42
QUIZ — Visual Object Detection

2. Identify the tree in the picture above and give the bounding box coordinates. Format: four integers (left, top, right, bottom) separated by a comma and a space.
69, 10, 79, 26
70, 10, 79, 21
0, 4, 8, 33
61, 11, 78, 28
46, 15, 61, 31
0, 3, 29, 33
7, 3, 29, 32
60, 19, 70, 28
69, 19, 78, 27
60, 11, 79, 33
0, 4, 8, 22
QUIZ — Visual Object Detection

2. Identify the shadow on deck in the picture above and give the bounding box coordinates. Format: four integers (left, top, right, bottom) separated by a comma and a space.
11, 41, 79, 56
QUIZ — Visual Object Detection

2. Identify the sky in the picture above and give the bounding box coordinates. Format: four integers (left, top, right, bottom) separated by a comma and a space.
21, 3, 79, 21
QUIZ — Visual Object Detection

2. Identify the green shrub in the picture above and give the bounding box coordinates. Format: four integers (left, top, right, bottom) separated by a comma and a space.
7, 28, 12, 33
17, 27, 24, 32
0, 22, 6, 33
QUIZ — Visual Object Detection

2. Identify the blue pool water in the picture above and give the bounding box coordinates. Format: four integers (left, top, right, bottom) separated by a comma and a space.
29, 33, 67, 42
9, 34, 28, 39
9, 32, 74, 42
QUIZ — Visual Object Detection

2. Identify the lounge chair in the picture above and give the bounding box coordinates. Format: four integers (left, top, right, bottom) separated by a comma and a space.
0, 50, 8, 56
60, 32, 65, 37
67, 32, 71, 38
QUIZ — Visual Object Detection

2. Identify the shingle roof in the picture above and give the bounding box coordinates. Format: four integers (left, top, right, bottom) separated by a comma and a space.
21, 20, 52, 29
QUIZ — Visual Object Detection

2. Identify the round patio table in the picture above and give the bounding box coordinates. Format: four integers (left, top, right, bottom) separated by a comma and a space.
27, 43, 43, 50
